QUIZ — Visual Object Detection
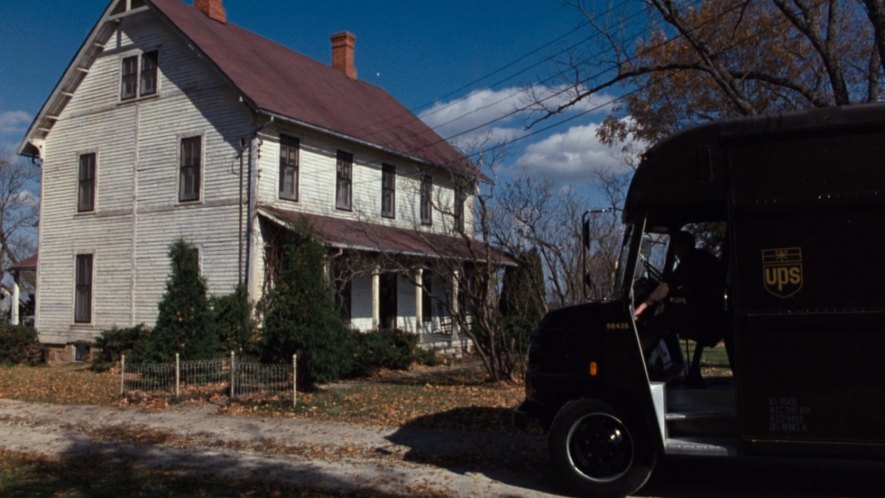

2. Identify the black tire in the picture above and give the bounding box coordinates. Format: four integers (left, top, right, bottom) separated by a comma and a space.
548, 398, 656, 497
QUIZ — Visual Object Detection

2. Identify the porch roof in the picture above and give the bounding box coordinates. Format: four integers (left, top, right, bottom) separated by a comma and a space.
9, 255, 37, 272
259, 207, 515, 266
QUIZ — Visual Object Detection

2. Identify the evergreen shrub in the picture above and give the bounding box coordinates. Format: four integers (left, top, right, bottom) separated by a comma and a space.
144, 240, 220, 362
91, 324, 150, 371
260, 223, 355, 389
0, 325, 42, 365
211, 284, 256, 356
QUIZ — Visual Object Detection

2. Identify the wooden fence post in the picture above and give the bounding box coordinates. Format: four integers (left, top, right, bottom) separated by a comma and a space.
175, 353, 180, 399
230, 351, 236, 400
292, 354, 297, 408
120, 354, 126, 397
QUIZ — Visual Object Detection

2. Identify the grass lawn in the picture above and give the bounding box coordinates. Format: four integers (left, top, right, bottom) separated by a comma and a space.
0, 345, 730, 432
0, 449, 366, 498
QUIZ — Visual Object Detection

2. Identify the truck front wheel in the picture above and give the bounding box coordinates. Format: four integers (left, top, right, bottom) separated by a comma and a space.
549, 399, 656, 497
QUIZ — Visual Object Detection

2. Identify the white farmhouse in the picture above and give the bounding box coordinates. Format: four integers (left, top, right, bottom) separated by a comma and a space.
19, 0, 506, 361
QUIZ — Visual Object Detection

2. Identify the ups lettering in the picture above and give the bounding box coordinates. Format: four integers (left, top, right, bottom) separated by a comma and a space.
764, 267, 800, 291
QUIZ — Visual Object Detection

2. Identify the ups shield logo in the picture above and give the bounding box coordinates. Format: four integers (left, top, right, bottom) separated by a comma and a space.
762, 247, 803, 299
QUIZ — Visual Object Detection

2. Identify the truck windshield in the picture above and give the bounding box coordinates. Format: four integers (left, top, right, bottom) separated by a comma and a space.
611, 219, 670, 302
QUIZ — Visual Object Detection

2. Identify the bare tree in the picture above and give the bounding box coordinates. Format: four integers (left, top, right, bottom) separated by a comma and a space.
0, 156, 39, 295
534, 0, 883, 146
491, 166, 629, 308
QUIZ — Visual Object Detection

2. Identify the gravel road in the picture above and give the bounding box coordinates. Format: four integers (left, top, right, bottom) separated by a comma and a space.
2, 398, 883, 497
0, 398, 566, 497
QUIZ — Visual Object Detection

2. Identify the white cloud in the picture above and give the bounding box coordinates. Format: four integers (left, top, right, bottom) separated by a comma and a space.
0, 111, 31, 135
515, 122, 637, 179
419, 86, 614, 149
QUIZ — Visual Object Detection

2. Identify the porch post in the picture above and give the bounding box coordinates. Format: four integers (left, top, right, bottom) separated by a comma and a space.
451, 269, 460, 339
10, 280, 19, 326
414, 268, 423, 334
371, 266, 380, 329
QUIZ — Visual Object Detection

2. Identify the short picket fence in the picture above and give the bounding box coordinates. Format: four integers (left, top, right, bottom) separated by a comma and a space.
120, 352, 297, 407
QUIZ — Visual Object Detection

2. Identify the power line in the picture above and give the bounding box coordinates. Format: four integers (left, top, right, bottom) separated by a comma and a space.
353, 1, 641, 137
410, 0, 750, 156
428, 0, 826, 170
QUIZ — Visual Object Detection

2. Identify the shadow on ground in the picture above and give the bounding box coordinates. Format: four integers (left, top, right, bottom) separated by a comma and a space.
390, 408, 885, 498
387, 407, 565, 496
0, 437, 401, 498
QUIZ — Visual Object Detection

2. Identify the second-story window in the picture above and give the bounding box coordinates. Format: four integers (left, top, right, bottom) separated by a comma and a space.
336, 150, 352, 211
420, 174, 432, 226
140, 51, 159, 97
179, 136, 201, 202
121, 50, 159, 101
78, 153, 96, 212
454, 183, 466, 233
121, 56, 138, 100
279, 135, 299, 201
381, 164, 395, 219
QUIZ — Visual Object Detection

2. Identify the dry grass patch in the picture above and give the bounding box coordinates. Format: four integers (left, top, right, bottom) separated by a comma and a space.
0, 363, 118, 405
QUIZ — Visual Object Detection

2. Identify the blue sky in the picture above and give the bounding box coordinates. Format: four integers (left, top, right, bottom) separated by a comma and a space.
0, 0, 635, 179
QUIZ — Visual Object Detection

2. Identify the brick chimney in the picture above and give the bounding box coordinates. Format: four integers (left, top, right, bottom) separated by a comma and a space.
331, 32, 357, 79
195, 0, 227, 23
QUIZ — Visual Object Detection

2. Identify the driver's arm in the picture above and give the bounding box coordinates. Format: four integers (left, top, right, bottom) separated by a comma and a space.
634, 282, 669, 318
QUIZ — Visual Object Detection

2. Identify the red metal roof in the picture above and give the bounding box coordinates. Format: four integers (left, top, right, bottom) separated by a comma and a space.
260, 207, 514, 265
149, 0, 478, 178
9, 255, 37, 271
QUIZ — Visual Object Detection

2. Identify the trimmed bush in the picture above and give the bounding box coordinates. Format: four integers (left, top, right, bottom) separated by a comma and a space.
0, 325, 42, 365
91, 324, 150, 371
356, 328, 418, 371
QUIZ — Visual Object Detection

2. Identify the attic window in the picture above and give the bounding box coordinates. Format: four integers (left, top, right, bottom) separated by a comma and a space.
120, 50, 158, 101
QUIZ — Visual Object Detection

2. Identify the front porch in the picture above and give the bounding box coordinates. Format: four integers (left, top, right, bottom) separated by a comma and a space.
257, 207, 508, 340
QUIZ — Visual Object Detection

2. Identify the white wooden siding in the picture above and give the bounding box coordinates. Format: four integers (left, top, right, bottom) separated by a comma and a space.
35, 6, 474, 345
37, 10, 251, 344
256, 127, 474, 236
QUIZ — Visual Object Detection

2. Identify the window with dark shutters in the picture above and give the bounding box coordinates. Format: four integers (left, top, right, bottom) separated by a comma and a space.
121, 56, 138, 100
279, 135, 299, 201
121, 50, 159, 100
179, 136, 201, 202
454, 184, 466, 232
381, 164, 396, 218
420, 174, 432, 226
74, 254, 93, 323
140, 51, 158, 97
78, 153, 95, 212
336, 150, 352, 211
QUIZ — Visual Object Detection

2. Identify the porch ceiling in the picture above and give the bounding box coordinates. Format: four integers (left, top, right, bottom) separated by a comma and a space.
258, 206, 514, 265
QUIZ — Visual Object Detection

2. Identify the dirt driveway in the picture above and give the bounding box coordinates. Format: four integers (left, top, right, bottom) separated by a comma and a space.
0, 398, 565, 497
2, 398, 884, 497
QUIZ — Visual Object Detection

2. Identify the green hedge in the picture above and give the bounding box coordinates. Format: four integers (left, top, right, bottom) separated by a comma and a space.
0, 326, 43, 365
353, 328, 419, 373
91, 324, 150, 371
